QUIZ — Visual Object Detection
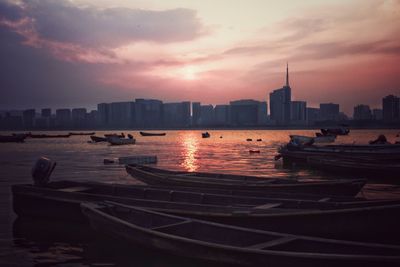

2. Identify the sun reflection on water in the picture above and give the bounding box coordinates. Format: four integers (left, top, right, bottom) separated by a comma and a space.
180, 132, 199, 172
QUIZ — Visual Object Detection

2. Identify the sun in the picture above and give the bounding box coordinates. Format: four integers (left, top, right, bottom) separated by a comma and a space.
181, 66, 198, 80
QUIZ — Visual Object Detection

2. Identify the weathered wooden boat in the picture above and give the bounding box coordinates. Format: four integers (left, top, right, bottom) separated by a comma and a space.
125, 164, 366, 196
104, 133, 125, 138
321, 127, 350, 136
107, 136, 136, 145
90, 135, 107, 142
28, 133, 71, 138
69, 132, 95, 136
139, 131, 166, 136
0, 134, 26, 143
13, 180, 400, 243
81, 202, 400, 266
202, 132, 210, 138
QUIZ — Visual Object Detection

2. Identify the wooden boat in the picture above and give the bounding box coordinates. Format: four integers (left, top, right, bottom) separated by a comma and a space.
290, 135, 336, 144
81, 202, 400, 266
28, 133, 71, 138
321, 127, 350, 136
107, 136, 136, 145
202, 132, 210, 138
104, 133, 125, 138
90, 135, 107, 142
139, 131, 166, 136
125, 164, 366, 196
0, 134, 26, 143
13, 180, 400, 243
69, 132, 95, 136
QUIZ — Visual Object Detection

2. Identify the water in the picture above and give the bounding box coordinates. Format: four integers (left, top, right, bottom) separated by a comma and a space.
1, 129, 399, 266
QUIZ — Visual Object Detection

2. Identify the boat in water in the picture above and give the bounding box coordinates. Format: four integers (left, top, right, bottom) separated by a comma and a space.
69, 132, 95, 136
139, 131, 166, 136
125, 164, 365, 196
82, 202, 400, 266
290, 134, 336, 144
107, 135, 136, 145
320, 126, 350, 136
202, 132, 210, 138
28, 133, 71, 138
90, 135, 107, 142
0, 134, 26, 143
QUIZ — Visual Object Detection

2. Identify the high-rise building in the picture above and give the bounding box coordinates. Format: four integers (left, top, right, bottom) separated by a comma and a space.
353, 104, 372, 121
230, 99, 267, 126
41, 108, 51, 118
22, 109, 35, 129
55, 109, 71, 128
135, 99, 163, 128
306, 107, 320, 125
163, 102, 191, 128
192, 102, 201, 127
109, 102, 134, 128
199, 105, 214, 126
290, 101, 307, 125
319, 103, 339, 121
214, 105, 230, 125
97, 103, 110, 127
382, 95, 400, 123
72, 108, 87, 128
269, 64, 291, 125
372, 109, 383, 121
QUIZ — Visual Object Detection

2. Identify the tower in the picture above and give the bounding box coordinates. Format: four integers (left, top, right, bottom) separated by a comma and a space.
286, 62, 289, 87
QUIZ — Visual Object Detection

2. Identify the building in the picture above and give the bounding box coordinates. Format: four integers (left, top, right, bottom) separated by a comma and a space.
55, 109, 71, 128
71, 108, 87, 128
109, 102, 134, 128
229, 99, 268, 126
353, 105, 372, 121
306, 107, 320, 125
319, 103, 339, 121
214, 105, 230, 126
199, 105, 214, 126
192, 102, 201, 127
372, 109, 383, 121
382, 95, 400, 123
135, 99, 163, 128
22, 109, 35, 129
97, 103, 110, 128
41, 108, 51, 118
269, 64, 291, 125
290, 101, 307, 125
163, 102, 191, 128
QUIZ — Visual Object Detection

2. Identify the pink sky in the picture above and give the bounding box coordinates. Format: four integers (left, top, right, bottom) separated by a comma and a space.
1, 0, 400, 114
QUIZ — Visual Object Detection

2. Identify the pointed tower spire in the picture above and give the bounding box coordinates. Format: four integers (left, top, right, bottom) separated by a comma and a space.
286, 62, 289, 87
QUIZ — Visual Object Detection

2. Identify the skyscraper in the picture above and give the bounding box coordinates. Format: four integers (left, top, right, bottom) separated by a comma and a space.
319, 103, 339, 121
382, 95, 400, 123
269, 63, 291, 125
290, 101, 307, 125
353, 104, 372, 120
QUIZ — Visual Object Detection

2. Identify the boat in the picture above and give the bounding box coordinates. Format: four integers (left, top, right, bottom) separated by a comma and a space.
139, 131, 166, 136
12, 179, 400, 243
81, 201, 400, 266
290, 135, 336, 144
0, 134, 26, 143
69, 132, 95, 136
90, 135, 107, 142
246, 138, 253, 141
107, 135, 136, 145
202, 132, 210, 138
321, 127, 350, 136
104, 133, 125, 138
125, 164, 365, 196
28, 133, 71, 138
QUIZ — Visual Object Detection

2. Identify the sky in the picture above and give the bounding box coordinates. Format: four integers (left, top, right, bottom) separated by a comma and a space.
0, 0, 399, 115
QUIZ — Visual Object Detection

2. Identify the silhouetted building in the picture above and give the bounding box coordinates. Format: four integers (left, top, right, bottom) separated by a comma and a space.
372, 109, 383, 121
269, 64, 291, 125
1, 111, 23, 130
192, 102, 201, 127
41, 108, 51, 118
23, 109, 35, 129
306, 107, 320, 125
199, 105, 214, 126
290, 101, 307, 125
214, 105, 230, 125
319, 103, 339, 121
135, 99, 163, 128
86, 110, 98, 128
97, 103, 110, 127
72, 108, 87, 128
382, 95, 400, 123
55, 109, 71, 128
163, 102, 191, 128
109, 102, 134, 128
353, 104, 372, 121
230, 100, 267, 126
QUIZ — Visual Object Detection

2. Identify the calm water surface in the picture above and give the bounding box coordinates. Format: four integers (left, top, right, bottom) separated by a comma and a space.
1, 129, 399, 266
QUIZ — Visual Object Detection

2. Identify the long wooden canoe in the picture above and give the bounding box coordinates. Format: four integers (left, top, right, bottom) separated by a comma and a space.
125, 164, 366, 196
81, 202, 400, 267
139, 131, 166, 136
12, 181, 400, 244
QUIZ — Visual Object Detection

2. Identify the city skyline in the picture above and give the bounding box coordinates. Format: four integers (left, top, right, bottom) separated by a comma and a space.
1, 0, 400, 114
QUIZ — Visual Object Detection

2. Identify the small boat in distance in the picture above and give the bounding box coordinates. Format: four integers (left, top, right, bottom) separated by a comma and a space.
202, 132, 210, 138
90, 135, 107, 142
321, 126, 350, 136
139, 131, 166, 136
0, 134, 26, 143
290, 135, 336, 144
107, 135, 136, 145
69, 132, 95, 136
104, 133, 125, 138
28, 133, 71, 138
82, 202, 400, 266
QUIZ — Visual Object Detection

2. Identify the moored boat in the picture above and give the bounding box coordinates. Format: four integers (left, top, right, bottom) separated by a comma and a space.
321, 127, 350, 136
202, 132, 210, 138
139, 131, 166, 136
125, 164, 366, 196
0, 134, 26, 143
107, 135, 136, 145
81, 202, 400, 266
28, 133, 71, 138
90, 135, 107, 142
290, 135, 336, 144
69, 132, 95, 136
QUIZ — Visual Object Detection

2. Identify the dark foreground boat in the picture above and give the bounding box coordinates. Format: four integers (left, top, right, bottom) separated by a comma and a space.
139, 131, 166, 136
125, 164, 366, 196
0, 134, 26, 143
81, 202, 400, 267
28, 133, 71, 138
69, 132, 95, 136
90, 135, 107, 142
12, 180, 400, 243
